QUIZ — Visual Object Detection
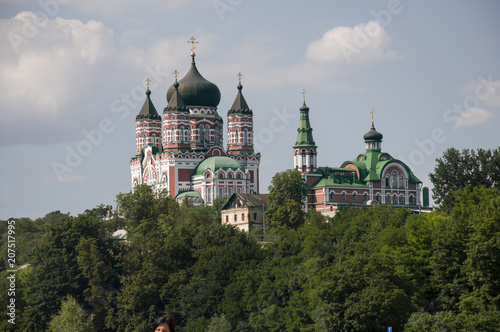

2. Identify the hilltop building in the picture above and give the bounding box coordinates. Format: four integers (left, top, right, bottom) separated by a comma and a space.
221, 193, 268, 232
130, 40, 260, 204
293, 99, 430, 216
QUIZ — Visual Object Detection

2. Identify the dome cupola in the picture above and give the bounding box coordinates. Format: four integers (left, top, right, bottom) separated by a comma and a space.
166, 55, 221, 108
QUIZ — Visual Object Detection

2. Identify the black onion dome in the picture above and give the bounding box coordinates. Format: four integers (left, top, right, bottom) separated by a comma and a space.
166, 58, 221, 108
363, 123, 383, 141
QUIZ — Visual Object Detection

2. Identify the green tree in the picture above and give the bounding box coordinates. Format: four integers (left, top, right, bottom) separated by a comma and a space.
48, 296, 96, 332
265, 169, 309, 229
207, 314, 232, 332
429, 147, 500, 212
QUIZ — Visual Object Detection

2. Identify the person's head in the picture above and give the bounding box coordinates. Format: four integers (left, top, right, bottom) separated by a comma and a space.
153, 316, 175, 332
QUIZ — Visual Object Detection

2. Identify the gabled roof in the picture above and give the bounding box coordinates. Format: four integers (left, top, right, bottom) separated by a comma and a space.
221, 193, 268, 210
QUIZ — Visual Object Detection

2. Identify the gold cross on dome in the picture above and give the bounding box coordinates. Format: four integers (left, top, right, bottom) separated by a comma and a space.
145, 77, 151, 89
173, 69, 179, 81
370, 107, 375, 122
301, 88, 306, 102
188, 36, 198, 56
237, 72, 243, 84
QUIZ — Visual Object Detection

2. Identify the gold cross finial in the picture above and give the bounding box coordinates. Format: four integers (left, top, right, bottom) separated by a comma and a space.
237, 72, 243, 84
370, 107, 375, 123
302, 88, 306, 102
188, 36, 198, 57
173, 69, 179, 81
145, 77, 151, 89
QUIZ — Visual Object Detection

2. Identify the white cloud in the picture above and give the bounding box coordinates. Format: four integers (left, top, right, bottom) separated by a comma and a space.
461, 76, 500, 108
0, 12, 115, 123
305, 20, 403, 64
453, 107, 494, 128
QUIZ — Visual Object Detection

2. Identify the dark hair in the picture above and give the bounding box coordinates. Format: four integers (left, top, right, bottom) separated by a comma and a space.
152, 316, 175, 332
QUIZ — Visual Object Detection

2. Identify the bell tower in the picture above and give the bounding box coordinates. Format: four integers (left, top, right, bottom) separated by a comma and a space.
135, 79, 162, 155
293, 89, 317, 173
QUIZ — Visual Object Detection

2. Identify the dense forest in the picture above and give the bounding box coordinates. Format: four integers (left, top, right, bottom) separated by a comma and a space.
1, 147, 499, 331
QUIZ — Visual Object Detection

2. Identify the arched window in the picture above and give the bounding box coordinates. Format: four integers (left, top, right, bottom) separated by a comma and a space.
392, 171, 397, 189
225, 215, 229, 223
364, 193, 368, 201
353, 192, 357, 202
409, 195, 414, 204
234, 214, 237, 222
386, 194, 391, 204
399, 195, 404, 204
385, 176, 390, 188
393, 194, 398, 204
399, 175, 404, 188
302, 149, 306, 165
342, 192, 346, 201
376, 193, 381, 202
330, 191, 335, 201
199, 125, 205, 142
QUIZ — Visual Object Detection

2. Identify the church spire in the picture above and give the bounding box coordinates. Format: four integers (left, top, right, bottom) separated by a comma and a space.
229, 73, 251, 115
293, 89, 317, 173
135, 80, 162, 153
136, 80, 161, 121
294, 91, 316, 148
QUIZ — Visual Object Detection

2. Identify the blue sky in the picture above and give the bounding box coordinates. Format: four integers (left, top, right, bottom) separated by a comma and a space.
1, 0, 499, 219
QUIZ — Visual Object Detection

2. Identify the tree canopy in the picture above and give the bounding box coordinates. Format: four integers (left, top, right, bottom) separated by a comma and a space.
2, 173, 499, 330
429, 147, 500, 212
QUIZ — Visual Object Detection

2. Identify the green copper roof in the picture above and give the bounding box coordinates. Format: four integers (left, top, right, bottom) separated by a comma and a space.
294, 102, 316, 148
312, 167, 368, 188
341, 150, 422, 183
193, 156, 245, 175
175, 190, 202, 200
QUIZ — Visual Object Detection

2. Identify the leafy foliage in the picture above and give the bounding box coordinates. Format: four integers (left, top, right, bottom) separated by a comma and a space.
265, 169, 309, 229
5, 180, 500, 331
429, 147, 500, 212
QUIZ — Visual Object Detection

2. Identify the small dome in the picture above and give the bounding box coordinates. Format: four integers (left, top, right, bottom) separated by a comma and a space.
363, 123, 383, 141
166, 59, 221, 108
194, 156, 245, 175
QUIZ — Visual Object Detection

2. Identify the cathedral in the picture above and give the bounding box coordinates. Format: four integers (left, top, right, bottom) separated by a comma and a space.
293, 99, 430, 215
130, 43, 260, 204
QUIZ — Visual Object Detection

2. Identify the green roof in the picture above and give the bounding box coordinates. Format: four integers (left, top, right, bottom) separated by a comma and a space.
193, 156, 245, 175
340, 150, 422, 183
294, 103, 316, 148
312, 167, 368, 188
175, 190, 202, 200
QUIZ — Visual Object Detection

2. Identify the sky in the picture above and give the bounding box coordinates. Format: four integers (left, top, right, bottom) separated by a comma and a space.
1, 0, 499, 220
